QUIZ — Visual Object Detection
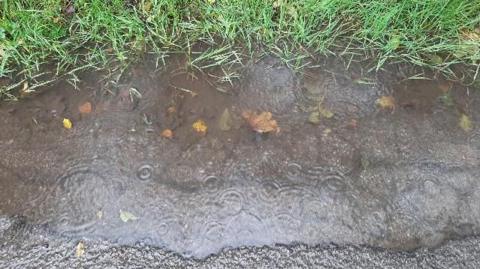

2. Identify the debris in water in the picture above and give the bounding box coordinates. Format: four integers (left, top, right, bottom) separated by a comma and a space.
167, 106, 176, 114
161, 129, 174, 139
459, 114, 473, 132
308, 111, 321, 124
75, 241, 85, 257
63, 118, 73, 129
120, 210, 138, 223
193, 119, 208, 135
318, 104, 334, 119
78, 102, 92, 114
242, 110, 280, 134
218, 108, 233, 131
376, 96, 396, 110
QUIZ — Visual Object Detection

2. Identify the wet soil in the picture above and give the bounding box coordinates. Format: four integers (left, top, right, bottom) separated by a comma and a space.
0, 55, 479, 260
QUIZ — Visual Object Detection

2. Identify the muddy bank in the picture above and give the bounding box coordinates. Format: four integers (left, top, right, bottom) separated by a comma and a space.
0, 55, 479, 258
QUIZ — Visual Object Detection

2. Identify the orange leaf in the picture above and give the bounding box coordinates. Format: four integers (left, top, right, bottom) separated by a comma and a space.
161, 129, 173, 139
78, 102, 92, 114
242, 110, 280, 134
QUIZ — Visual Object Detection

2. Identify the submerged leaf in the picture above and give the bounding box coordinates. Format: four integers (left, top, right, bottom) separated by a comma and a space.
308, 111, 321, 124
79, 102, 92, 114
376, 96, 396, 110
459, 114, 473, 132
119, 210, 138, 223
192, 119, 208, 135
63, 118, 73, 129
218, 108, 233, 131
318, 104, 334, 119
242, 110, 280, 133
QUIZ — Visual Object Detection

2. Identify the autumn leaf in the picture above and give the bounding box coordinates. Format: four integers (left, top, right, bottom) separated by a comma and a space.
63, 118, 73, 129
167, 106, 176, 114
192, 119, 208, 135
78, 102, 92, 114
119, 210, 138, 222
459, 114, 473, 132
218, 108, 233, 131
376, 96, 396, 110
161, 129, 173, 139
242, 110, 280, 134
76, 241, 85, 257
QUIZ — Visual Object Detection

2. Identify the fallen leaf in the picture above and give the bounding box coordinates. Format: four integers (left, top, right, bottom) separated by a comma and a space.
161, 129, 173, 139
318, 104, 334, 119
192, 119, 208, 135
63, 118, 73, 129
218, 108, 233, 131
323, 128, 332, 137
167, 106, 176, 114
438, 82, 452, 93
76, 241, 85, 257
119, 210, 138, 223
347, 119, 358, 129
242, 110, 280, 134
376, 96, 396, 110
459, 114, 473, 132
308, 111, 321, 124
78, 102, 92, 114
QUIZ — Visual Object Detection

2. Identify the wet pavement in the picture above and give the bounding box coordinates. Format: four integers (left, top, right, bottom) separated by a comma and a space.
0, 55, 479, 266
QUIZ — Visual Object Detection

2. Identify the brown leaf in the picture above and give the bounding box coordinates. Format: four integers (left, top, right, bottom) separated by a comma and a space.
161, 129, 173, 139
79, 102, 92, 114
242, 110, 280, 134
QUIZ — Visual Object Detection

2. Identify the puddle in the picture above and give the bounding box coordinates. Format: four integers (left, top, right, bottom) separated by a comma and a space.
0, 56, 479, 258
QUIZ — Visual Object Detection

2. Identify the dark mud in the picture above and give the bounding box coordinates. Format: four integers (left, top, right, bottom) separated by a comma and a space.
0, 55, 479, 262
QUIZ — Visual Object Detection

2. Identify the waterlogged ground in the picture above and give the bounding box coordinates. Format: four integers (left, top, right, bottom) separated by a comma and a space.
0, 55, 479, 263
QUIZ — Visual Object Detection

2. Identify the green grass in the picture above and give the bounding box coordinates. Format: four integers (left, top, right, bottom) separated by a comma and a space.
1, 0, 479, 98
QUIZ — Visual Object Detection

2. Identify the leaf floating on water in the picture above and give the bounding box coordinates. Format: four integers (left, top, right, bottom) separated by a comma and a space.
459, 114, 473, 132
192, 119, 208, 135
376, 96, 396, 110
218, 108, 233, 131
119, 210, 138, 223
78, 102, 92, 114
63, 118, 73, 129
75, 241, 85, 257
161, 129, 173, 139
242, 110, 280, 134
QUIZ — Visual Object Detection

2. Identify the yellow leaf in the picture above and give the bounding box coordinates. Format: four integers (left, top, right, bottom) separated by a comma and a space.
376, 96, 396, 110
63, 118, 73, 129
459, 114, 473, 132
76, 241, 85, 257
192, 119, 208, 135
